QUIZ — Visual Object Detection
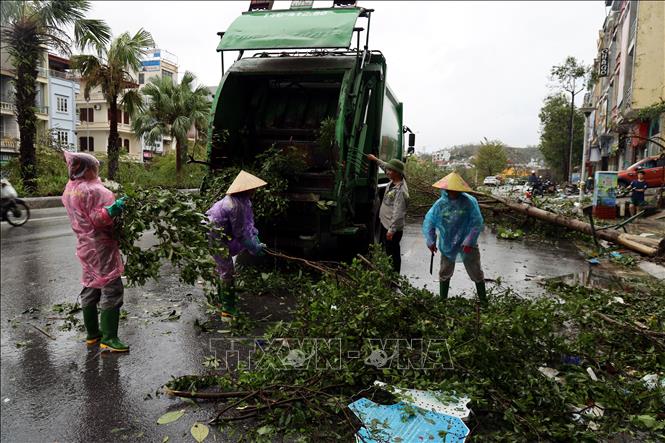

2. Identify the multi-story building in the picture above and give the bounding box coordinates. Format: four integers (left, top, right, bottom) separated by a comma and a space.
48, 54, 80, 151
76, 48, 179, 162
0, 46, 50, 163
585, 0, 665, 175
431, 149, 450, 166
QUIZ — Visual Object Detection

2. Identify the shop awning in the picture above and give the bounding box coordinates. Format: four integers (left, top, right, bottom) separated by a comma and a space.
217, 8, 362, 51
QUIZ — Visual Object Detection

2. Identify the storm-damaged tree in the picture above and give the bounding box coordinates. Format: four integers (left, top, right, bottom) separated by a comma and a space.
550, 56, 589, 181
72, 29, 154, 180
0, 0, 110, 192
131, 71, 210, 178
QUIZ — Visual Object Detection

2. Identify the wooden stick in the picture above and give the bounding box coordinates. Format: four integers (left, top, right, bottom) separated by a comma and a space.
164, 388, 251, 399
30, 324, 56, 340
593, 311, 665, 339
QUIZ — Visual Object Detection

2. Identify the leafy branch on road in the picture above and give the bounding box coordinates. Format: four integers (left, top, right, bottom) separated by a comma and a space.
163, 246, 665, 441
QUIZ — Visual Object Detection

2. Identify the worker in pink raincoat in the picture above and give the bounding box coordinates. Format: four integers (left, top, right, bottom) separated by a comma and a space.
61, 151, 129, 352
206, 170, 267, 319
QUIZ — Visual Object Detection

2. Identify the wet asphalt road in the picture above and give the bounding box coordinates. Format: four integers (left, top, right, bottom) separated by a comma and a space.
1, 208, 588, 442
401, 222, 588, 297
1, 208, 232, 443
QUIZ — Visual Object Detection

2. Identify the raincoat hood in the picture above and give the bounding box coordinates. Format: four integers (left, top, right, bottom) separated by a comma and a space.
64, 151, 100, 181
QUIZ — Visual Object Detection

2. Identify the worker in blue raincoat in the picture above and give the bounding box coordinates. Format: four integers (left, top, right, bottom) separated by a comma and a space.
422, 172, 487, 304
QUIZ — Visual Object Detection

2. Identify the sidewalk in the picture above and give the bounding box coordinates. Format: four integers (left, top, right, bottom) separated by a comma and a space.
22, 189, 199, 209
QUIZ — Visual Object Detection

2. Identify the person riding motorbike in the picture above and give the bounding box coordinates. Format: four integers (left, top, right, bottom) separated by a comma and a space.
1, 178, 18, 208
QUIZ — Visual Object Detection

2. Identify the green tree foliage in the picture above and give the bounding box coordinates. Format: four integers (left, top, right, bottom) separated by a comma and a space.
472, 139, 508, 178
549, 56, 589, 180
72, 29, 154, 180
550, 56, 589, 95
0, 0, 110, 192
538, 94, 584, 180
132, 71, 211, 177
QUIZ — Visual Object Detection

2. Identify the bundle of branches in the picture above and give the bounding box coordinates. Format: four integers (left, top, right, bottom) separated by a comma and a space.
115, 146, 305, 287
116, 187, 226, 287
164, 246, 665, 441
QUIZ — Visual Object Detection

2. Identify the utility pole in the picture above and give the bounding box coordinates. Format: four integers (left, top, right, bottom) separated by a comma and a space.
567, 78, 576, 183
579, 104, 595, 200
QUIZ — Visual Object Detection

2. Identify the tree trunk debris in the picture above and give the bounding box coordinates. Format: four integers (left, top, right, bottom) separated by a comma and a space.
469, 191, 664, 256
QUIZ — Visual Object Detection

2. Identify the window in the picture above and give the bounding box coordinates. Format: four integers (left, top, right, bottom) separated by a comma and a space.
123, 110, 129, 125
123, 138, 130, 152
56, 130, 69, 145
80, 108, 94, 122
56, 95, 68, 113
79, 136, 94, 152
161, 69, 173, 80
139, 73, 145, 84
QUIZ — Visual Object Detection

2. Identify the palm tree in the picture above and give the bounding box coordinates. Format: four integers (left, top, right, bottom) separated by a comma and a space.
1, 0, 110, 192
72, 29, 154, 179
132, 71, 210, 176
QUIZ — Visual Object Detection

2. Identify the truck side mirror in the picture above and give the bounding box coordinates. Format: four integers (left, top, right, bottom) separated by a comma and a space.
408, 133, 415, 148
407, 147, 415, 156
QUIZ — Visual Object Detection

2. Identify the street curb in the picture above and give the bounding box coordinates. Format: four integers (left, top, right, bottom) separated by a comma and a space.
23, 189, 199, 210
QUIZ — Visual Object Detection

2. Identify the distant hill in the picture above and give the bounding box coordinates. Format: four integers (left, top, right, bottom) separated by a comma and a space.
448, 144, 542, 165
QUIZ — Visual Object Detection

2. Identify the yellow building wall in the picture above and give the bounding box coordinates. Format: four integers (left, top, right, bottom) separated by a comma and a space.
632, 0, 665, 109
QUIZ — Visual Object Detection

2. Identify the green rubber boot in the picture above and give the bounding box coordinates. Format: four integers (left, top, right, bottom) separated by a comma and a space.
99, 308, 129, 352
439, 279, 450, 299
218, 283, 238, 319
82, 305, 102, 345
476, 281, 488, 306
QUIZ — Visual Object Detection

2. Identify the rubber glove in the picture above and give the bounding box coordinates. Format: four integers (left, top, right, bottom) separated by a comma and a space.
105, 196, 127, 217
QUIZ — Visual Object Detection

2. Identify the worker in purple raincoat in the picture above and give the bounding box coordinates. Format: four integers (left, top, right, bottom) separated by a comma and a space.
206, 170, 267, 318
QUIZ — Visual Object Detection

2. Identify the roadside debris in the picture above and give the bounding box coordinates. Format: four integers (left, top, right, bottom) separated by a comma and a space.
160, 247, 665, 441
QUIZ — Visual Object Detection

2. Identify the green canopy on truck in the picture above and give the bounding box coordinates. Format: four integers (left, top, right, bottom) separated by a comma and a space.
217, 7, 362, 51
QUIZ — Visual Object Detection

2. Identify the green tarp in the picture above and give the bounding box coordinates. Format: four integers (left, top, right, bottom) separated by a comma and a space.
218, 8, 362, 51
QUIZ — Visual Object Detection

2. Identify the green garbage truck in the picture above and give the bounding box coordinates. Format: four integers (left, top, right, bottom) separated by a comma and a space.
206, 5, 415, 252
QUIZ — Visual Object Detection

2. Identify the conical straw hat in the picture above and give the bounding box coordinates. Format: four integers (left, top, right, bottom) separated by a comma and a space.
432, 172, 473, 192
226, 170, 268, 195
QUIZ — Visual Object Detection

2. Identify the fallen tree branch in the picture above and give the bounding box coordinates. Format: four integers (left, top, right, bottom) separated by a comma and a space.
593, 311, 665, 345
473, 192, 663, 256
164, 388, 252, 400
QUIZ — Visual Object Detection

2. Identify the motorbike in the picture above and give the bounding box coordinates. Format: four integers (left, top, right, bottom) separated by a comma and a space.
1, 199, 30, 226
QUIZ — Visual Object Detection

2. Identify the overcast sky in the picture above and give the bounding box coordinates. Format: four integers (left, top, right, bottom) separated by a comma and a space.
87, 1, 607, 152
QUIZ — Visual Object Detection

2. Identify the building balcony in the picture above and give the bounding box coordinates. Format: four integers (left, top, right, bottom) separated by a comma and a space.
0, 136, 20, 153
36, 104, 48, 118
0, 100, 14, 114
49, 70, 80, 81
0, 98, 47, 116
77, 121, 111, 130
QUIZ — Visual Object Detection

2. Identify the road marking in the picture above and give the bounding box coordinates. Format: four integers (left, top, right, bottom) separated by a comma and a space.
0, 215, 69, 224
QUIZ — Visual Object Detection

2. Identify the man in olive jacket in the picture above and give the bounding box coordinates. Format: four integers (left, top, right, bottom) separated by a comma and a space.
367, 154, 409, 273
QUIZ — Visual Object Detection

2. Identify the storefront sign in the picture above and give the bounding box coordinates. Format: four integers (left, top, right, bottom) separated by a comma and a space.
593, 171, 617, 207
598, 48, 609, 77
290, 0, 313, 9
